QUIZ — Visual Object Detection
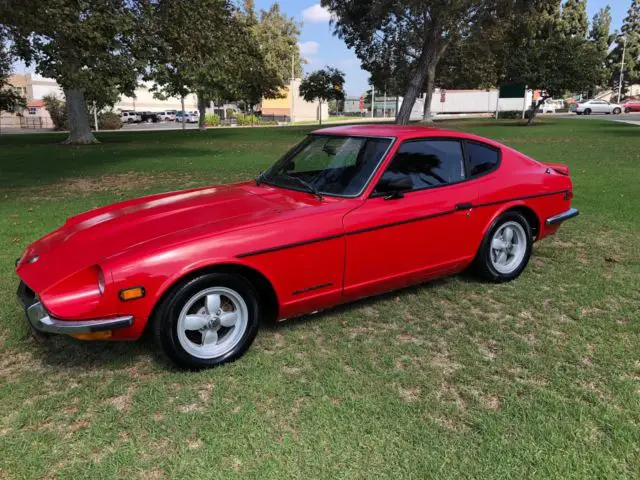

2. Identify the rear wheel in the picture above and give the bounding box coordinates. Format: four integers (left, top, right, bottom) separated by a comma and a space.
154, 273, 260, 370
473, 212, 532, 283
625, 108, 631, 113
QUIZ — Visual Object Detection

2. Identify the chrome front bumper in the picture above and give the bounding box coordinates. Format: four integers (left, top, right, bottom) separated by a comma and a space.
25, 302, 133, 335
546, 208, 579, 225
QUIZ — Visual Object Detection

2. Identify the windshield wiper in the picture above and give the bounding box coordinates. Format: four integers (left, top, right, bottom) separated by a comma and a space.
282, 174, 323, 200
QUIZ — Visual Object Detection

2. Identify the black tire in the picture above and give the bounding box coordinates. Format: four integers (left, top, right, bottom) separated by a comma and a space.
576, 112, 582, 115
153, 272, 260, 370
472, 211, 533, 283
584, 108, 592, 115
625, 108, 631, 114
613, 108, 621, 115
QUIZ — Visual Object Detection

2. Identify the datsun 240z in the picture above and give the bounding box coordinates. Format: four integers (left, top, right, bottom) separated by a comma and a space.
16, 125, 579, 369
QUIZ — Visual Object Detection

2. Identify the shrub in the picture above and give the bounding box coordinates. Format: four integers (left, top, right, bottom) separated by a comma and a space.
496, 110, 525, 119
205, 113, 221, 127
43, 94, 68, 130
236, 113, 258, 126
235, 113, 277, 126
98, 111, 123, 130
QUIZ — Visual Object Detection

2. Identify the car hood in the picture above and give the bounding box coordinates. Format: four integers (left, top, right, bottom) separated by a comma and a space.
16, 183, 288, 292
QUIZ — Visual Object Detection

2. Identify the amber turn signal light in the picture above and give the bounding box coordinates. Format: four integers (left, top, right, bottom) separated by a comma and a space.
72, 331, 112, 341
119, 286, 146, 302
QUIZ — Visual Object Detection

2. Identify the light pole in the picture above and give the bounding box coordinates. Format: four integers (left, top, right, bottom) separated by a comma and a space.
371, 85, 375, 118
290, 50, 296, 123
617, 34, 627, 104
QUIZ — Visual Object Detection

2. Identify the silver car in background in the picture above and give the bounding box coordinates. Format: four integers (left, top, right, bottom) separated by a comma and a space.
574, 99, 623, 115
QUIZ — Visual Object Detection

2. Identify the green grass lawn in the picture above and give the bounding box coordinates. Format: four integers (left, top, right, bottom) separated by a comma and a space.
0, 120, 638, 479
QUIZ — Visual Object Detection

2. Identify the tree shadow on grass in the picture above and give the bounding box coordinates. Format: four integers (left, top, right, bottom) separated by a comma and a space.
28, 274, 478, 373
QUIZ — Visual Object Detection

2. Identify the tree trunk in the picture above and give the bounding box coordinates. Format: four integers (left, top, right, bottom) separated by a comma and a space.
197, 94, 207, 131
62, 89, 98, 144
181, 96, 186, 130
318, 99, 322, 125
421, 65, 437, 123
396, 50, 433, 125
527, 96, 549, 126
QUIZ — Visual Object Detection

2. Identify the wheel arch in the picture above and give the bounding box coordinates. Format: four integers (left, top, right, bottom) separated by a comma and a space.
145, 262, 280, 335
481, 203, 541, 241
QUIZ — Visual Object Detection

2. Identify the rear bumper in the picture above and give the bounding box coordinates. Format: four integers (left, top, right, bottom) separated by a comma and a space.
546, 208, 579, 225
17, 282, 133, 335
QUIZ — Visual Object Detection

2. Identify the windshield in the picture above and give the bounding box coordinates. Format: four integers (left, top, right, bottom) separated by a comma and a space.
260, 135, 392, 197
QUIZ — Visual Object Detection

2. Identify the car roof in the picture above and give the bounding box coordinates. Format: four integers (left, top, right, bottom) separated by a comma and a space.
311, 124, 489, 142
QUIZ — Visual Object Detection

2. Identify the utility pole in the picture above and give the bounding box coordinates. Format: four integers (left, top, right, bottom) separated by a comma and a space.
383, 84, 387, 118
290, 51, 295, 124
371, 85, 375, 118
617, 34, 627, 104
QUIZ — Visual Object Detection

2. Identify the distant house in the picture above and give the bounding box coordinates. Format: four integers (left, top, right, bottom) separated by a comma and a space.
259, 79, 328, 122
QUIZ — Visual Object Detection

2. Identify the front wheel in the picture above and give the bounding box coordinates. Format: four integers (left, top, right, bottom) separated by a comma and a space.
473, 212, 533, 283
613, 108, 621, 115
584, 108, 592, 115
154, 273, 260, 370
625, 108, 631, 114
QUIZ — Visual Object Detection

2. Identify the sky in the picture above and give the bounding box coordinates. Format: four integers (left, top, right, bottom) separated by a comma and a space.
264, 0, 628, 96
11, 0, 629, 97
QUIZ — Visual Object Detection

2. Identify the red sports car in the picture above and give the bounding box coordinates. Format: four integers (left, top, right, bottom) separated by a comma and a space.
623, 100, 640, 113
16, 125, 578, 369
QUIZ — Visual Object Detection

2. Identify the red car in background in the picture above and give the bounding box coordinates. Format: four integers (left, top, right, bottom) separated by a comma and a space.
16, 125, 578, 369
623, 100, 640, 113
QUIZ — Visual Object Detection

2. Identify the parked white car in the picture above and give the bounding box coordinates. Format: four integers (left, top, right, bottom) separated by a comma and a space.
157, 110, 177, 121
541, 99, 564, 113
574, 99, 623, 115
120, 111, 142, 123
175, 111, 199, 123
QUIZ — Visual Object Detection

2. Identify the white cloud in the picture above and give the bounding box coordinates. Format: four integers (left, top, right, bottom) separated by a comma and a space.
302, 4, 332, 23
298, 41, 320, 56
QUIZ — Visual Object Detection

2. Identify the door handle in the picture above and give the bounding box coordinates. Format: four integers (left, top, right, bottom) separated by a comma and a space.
455, 203, 473, 210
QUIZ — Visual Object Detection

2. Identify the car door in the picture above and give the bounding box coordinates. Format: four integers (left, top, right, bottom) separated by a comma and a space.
593, 100, 608, 113
342, 138, 480, 300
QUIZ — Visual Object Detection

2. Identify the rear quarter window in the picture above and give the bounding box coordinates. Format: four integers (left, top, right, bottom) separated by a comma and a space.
466, 142, 500, 177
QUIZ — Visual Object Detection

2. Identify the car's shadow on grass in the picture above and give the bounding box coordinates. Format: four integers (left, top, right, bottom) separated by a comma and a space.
28, 274, 475, 373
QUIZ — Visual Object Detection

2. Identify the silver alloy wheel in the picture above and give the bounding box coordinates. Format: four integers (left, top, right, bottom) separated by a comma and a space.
490, 221, 527, 274
176, 287, 248, 359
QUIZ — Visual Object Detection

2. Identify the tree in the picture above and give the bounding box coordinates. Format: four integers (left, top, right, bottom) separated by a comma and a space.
609, 0, 640, 97
233, 2, 302, 110
589, 6, 613, 87
0, 31, 25, 112
560, 0, 588, 38
503, 5, 603, 125
0, 0, 145, 144
322, 0, 528, 125
145, 0, 237, 131
299, 67, 345, 125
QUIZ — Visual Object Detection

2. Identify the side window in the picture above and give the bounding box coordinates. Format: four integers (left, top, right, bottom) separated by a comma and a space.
467, 142, 500, 177
375, 139, 465, 194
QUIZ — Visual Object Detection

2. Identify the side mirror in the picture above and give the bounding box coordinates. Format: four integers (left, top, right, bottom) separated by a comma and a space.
376, 176, 412, 200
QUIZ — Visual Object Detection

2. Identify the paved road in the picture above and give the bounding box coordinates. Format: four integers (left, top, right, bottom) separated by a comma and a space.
553, 112, 640, 125
121, 121, 200, 131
